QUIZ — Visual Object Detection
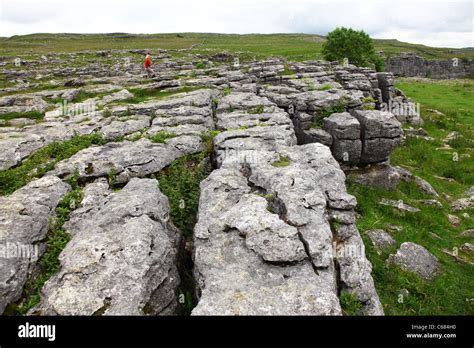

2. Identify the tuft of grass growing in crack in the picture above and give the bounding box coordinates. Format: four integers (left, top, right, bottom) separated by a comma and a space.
271, 154, 291, 167
223, 87, 232, 96
279, 64, 294, 76
156, 151, 212, 237
6, 183, 83, 315
148, 131, 177, 143
248, 104, 265, 114
0, 133, 105, 196
195, 61, 206, 69
339, 292, 363, 315
317, 83, 333, 91
311, 98, 347, 128
155, 131, 218, 237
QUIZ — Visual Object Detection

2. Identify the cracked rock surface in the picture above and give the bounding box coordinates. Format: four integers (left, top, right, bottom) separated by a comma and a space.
192, 92, 383, 315
0, 176, 70, 313
31, 178, 180, 315
50, 136, 203, 184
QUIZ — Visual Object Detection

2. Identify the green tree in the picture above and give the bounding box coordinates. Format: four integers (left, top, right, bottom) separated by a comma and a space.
322, 27, 384, 71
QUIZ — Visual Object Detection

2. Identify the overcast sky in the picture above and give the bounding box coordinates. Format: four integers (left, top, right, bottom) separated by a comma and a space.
0, 0, 472, 48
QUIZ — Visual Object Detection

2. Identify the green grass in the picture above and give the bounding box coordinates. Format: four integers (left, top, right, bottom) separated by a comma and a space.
248, 104, 265, 114
0, 133, 105, 195
0, 111, 45, 122
311, 98, 347, 128
348, 79, 474, 315
124, 86, 203, 104
340, 292, 363, 315
317, 83, 333, 91
279, 64, 295, 76
2, 33, 473, 61
271, 155, 291, 167
148, 131, 177, 143
155, 133, 214, 236
5, 182, 83, 315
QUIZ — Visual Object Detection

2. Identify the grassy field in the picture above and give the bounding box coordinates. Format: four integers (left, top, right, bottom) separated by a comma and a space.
1, 33, 473, 61
349, 79, 474, 315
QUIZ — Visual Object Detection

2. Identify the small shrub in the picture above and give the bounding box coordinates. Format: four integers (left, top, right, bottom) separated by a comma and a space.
322, 27, 381, 68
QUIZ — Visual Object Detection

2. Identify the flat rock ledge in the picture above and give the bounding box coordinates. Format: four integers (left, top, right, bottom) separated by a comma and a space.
31, 178, 181, 315
192, 93, 383, 315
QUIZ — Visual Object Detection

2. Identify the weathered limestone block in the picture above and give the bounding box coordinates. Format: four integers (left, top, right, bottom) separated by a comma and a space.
323, 112, 362, 164
32, 178, 180, 315
0, 176, 70, 314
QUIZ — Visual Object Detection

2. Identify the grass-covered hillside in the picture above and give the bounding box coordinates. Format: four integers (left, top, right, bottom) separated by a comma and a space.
1, 33, 473, 61
349, 79, 474, 315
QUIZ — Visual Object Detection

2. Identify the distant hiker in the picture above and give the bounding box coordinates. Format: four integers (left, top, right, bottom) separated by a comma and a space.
144, 52, 156, 78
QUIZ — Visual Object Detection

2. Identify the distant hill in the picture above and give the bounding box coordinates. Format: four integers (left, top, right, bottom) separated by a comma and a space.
1, 33, 472, 61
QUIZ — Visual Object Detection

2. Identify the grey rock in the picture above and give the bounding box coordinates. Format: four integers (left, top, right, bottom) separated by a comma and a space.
193, 140, 383, 315
100, 89, 134, 105
387, 242, 440, 280
50, 137, 203, 183
0, 176, 70, 314
32, 178, 180, 315
465, 186, 474, 200
300, 128, 333, 146
460, 243, 474, 252
60, 89, 80, 102
418, 199, 443, 208
323, 112, 361, 164
352, 110, 402, 163
64, 78, 85, 87
413, 176, 439, 197
223, 194, 306, 262
216, 92, 278, 114
459, 229, 474, 238
379, 198, 420, 213
452, 198, 473, 212
448, 214, 461, 226
365, 229, 396, 253
0, 95, 49, 114
100, 115, 151, 140
349, 164, 401, 191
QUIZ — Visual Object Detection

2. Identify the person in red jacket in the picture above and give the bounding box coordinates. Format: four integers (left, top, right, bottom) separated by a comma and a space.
144, 52, 156, 78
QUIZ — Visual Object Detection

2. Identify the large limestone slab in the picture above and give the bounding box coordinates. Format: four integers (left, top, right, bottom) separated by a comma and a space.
50, 136, 203, 183
192, 142, 383, 315
32, 178, 180, 315
0, 176, 70, 314
323, 112, 362, 165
